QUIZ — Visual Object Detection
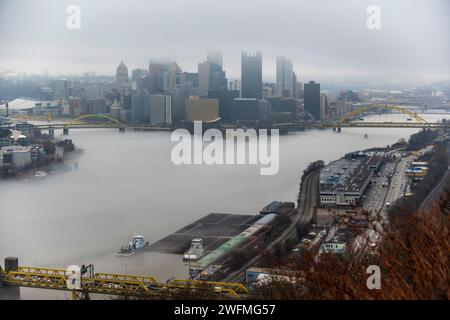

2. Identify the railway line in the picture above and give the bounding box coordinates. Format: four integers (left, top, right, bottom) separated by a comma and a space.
222, 170, 320, 283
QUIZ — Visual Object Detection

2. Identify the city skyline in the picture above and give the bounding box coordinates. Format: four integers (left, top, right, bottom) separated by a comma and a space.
0, 0, 448, 85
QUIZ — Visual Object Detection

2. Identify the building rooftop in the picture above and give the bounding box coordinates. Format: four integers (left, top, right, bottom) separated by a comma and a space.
320, 153, 382, 194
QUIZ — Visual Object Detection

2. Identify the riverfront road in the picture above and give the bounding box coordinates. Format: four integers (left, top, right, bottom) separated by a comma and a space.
222, 170, 320, 283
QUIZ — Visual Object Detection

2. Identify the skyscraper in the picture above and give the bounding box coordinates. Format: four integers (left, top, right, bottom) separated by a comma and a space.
292, 71, 299, 98
241, 51, 262, 99
320, 93, 329, 121
116, 61, 129, 87
149, 63, 168, 94
163, 63, 183, 89
276, 56, 293, 97
207, 52, 223, 67
209, 62, 227, 92
198, 61, 210, 96
198, 60, 227, 96
304, 81, 321, 120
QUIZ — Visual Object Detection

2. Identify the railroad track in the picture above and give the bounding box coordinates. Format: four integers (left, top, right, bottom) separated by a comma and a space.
222, 170, 320, 283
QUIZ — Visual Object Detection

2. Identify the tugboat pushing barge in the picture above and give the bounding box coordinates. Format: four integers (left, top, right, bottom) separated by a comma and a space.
183, 238, 205, 261
116, 234, 149, 257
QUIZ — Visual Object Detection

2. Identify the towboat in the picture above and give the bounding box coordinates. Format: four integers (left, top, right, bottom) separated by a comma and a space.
34, 171, 47, 179
183, 238, 205, 261
116, 234, 149, 257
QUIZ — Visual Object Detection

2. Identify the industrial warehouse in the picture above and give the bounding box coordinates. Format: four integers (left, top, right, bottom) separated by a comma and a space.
319, 151, 383, 207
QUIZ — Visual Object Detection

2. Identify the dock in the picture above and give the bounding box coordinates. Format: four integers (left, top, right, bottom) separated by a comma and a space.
147, 213, 261, 255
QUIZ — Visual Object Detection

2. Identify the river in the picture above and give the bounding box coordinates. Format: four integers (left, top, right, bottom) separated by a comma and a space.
0, 113, 448, 299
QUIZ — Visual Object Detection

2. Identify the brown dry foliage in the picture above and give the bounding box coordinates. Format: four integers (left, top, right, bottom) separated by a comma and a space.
253, 191, 450, 300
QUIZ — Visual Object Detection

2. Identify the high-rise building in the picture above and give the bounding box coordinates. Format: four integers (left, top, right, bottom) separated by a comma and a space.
198, 60, 227, 96
131, 68, 148, 82
182, 72, 199, 88
185, 97, 219, 122
230, 98, 269, 121
116, 61, 129, 87
149, 63, 170, 94
208, 90, 240, 121
320, 93, 329, 121
276, 56, 293, 97
304, 81, 321, 120
241, 51, 262, 99
68, 97, 87, 117
87, 99, 107, 114
292, 72, 299, 98
163, 63, 184, 90
149, 95, 172, 125
131, 94, 152, 123
207, 52, 223, 67
198, 61, 210, 96
262, 87, 272, 98
51, 80, 68, 100
229, 80, 241, 93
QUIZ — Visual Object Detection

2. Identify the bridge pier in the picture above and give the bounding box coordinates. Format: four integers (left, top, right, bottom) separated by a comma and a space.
63, 127, 69, 135
119, 127, 125, 132
0, 257, 20, 300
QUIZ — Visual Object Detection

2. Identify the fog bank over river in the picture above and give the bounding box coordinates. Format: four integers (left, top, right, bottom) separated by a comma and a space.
0, 113, 447, 299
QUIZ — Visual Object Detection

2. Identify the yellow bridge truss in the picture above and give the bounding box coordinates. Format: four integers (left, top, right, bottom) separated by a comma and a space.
335, 104, 428, 126
65, 114, 125, 127
0, 266, 247, 299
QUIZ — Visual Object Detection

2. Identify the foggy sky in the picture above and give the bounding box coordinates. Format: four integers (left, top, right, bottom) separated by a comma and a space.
0, 0, 448, 85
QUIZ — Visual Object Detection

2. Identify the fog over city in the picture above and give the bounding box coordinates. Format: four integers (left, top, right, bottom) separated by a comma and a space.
0, 0, 448, 85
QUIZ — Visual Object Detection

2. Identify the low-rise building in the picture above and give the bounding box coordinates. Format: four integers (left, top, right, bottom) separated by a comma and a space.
320, 230, 352, 254
1, 146, 32, 169
319, 152, 383, 207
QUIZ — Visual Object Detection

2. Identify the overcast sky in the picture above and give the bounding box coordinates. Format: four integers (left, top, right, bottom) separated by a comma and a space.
0, 0, 448, 85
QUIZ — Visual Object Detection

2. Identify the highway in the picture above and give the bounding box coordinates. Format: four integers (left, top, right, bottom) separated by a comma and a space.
222, 170, 320, 283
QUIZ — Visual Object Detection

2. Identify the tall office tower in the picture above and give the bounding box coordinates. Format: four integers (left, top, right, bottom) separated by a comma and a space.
207, 52, 223, 67
229, 80, 241, 92
131, 68, 148, 82
262, 87, 272, 98
292, 71, 298, 98
132, 68, 148, 92
198, 59, 227, 96
208, 89, 239, 121
131, 94, 151, 123
320, 93, 329, 121
116, 60, 129, 87
51, 80, 68, 100
149, 63, 167, 93
241, 51, 262, 99
163, 62, 184, 89
183, 72, 199, 87
304, 81, 321, 120
149, 95, 172, 125
276, 56, 293, 97
209, 62, 227, 92
198, 61, 210, 96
